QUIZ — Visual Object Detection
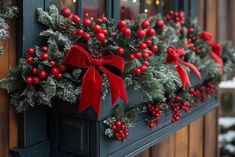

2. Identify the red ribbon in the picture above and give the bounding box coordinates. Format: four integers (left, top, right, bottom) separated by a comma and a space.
166, 47, 202, 90
63, 45, 128, 114
209, 51, 224, 76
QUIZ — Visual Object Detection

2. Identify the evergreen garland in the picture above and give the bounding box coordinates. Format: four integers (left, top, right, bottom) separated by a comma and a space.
0, 0, 17, 55
0, 6, 234, 139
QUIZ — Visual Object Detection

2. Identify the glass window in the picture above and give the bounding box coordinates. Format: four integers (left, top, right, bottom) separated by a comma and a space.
145, 0, 161, 16
83, 0, 105, 18
49, 0, 77, 13
120, 0, 140, 20
162, 0, 176, 13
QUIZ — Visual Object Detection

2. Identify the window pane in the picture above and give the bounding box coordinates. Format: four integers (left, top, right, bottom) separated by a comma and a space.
145, 0, 161, 16
162, 0, 176, 13
120, 0, 140, 20
83, 0, 105, 18
49, 0, 77, 13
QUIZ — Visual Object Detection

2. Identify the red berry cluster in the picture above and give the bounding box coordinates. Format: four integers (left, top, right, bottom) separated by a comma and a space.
61, 7, 108, 43
165, 10, 185, 26
117, 20, 159, 75
170, 96, 182, 123
187, 38, 201, 53
111, 120, 129, 142
146, 104, 162, 128
199, 85, 207, 102
25, 46, 65, 85
189, 88, 200, 99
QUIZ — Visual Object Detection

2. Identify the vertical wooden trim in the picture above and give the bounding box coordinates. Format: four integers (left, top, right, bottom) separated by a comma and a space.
188, 118, 203, 157
174, 126, 188, 157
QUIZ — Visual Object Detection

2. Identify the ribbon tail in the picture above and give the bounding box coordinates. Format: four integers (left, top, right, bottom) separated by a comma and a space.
99, 66, 128, 105
210, 51, 224, 76
78, 66, 103, 114
176, 65, 191, 90
180, 62, 202, 80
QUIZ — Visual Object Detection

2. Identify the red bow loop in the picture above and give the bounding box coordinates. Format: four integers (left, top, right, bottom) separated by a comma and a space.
166, 47, 201, 90
209, 51, 224, 76
63, 45, 128, 114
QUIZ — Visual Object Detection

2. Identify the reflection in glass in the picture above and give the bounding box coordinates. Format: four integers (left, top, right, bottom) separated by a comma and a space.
145, 0, 161, 16
83, 0, 105, 18
120, 0, 140, 20
49, 0, 77, 13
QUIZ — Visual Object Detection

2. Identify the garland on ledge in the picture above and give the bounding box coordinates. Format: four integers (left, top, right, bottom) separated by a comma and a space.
0, 0, 17, 55
0, 6, 234, 141
104, 80, 218, 142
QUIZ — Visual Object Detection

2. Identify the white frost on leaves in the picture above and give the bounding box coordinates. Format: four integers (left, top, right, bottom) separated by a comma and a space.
219, 77, 235, 89
219, 117, 235, 128
225, 144, 235, 153
219, 131, 235, 142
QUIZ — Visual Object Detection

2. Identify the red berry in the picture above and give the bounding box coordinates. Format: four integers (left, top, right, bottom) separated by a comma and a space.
148, 51, 154, 56
61, 8, 72, 18
73, 15, 80, 24
59, 65, 66, 71
93, 25, 101, 33
51, 67, 59, 76
142, 52, 149, 59
96, 33, 106, 42
40, 53, 49, 60
102, 29, 108, 36
102, 39, 108, 44
189, 27, 194, 33
146, 28, 155, 37
32, 67, 38, 74
135, 52, 142, 58
77, 29, 84, 36
41, 46, 48, 52
117, 47, 124, 55
71, 31, 77, 36
39, 70, 47, 79
140, 65, 148, 72
56, 73, 63, 79
118, 20, 126, 28
139, 43, 147, 50
121, 125, 126, 130
83, 32, 91, 40
101, 17, 107, 23
27, 57, 34, 64
141, 20, 150, 29
157, 19, 164, 27
27, 48, 35, 55
143, 61, 150, 66
33, 77, 40, 84
136, 29, 146, 38
129, 54, 135, 60
83, 19, 91, 27
116, 121, 122, 127
149, 123, 154, 128
50, 61, 56, 67
115, 132, 120, 138
135, 68, 141, 75
122, 28, 131, 37
111, 125, 117, 131
151, 45, 158, 53
145, 39, 152, 46
26, 77, 33, 84
125, 132, 129, 137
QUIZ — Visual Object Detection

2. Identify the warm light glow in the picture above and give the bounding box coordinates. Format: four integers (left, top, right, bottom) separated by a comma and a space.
73, 0, 76, 3
133, 0, 137, 3
155, 0, 160, 5
144, 9, 148, 13
146, 0, 151, 5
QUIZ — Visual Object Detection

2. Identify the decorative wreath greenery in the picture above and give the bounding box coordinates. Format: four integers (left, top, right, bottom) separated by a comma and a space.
0, 6, 235, 142
0, 0, 17, 55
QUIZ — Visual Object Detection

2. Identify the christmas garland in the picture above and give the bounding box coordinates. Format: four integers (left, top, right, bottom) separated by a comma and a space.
0, 6, 234, 142
0, 0, 17, 55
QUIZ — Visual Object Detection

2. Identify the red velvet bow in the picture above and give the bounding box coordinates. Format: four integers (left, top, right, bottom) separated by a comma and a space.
63, 45, 128, 114
166, 47, 202, 90
208, 40, 223, 76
